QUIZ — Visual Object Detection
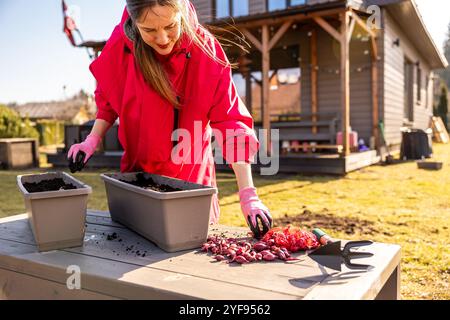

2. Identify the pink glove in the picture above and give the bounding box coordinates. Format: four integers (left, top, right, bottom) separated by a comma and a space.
67, 133, 101, 164
239, 187, 272, 239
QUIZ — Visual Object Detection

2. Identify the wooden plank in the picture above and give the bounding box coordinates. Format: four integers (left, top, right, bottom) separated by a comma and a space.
430, 116, 449, 143
375, 266, 400, 300
0, 212, 401, 300
347, 16, 356, 45
311, 29, 318, 134
296, 144, 344, 153
268, 20, 293, 50
279, 133, 332, 141
345, 150, 381, 172
349, 10, 376, 39
262, 24, 271, 154
313, 16, 341, 42
241, 28, 262, 52
271, 121, 334, 128
0, 215, 323, 299
217, 8, 346, 31
245, 73, 252, 114
0, 267, 119, 300
304, 242, 401, 300
0, 238, 297, 300
340, 11, 351, 156
372, 53, 380, 149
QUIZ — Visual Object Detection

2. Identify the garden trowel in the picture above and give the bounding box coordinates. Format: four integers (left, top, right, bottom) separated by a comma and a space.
308, 240, 374, 272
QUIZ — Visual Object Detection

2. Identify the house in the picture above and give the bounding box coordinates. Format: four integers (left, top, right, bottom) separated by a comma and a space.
13, 92, 97, 125
192, 0, 448, 172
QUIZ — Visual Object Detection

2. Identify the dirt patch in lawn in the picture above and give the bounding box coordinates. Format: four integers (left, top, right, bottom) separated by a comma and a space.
273, 209, 378, 236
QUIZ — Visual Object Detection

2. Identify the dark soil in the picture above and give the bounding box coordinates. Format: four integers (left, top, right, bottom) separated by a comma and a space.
120, 173, 182, 192
23, 178, 78, 193
273, 208, 379, 236
104, 232, 148, 257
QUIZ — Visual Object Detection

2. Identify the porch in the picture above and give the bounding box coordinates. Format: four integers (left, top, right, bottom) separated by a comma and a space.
212, 2, 382, 172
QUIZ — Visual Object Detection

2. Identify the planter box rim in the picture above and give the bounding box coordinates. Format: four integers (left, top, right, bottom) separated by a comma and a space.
17, 171, 92, 200
101, 172, 217, 200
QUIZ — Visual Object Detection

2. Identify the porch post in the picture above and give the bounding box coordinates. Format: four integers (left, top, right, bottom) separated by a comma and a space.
350, 9, 380, 150
340, 10, 351, 156
311, 29, 318, 134
262, 24, 271, 154
245, 74, 252, 115
242, 21, 293, 154
371, 40, 379, 150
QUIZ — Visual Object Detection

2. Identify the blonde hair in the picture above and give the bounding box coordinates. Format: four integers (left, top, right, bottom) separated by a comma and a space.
128, 0, 246, 108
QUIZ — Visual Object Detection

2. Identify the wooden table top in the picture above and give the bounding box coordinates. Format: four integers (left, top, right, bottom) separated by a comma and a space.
0, 210, 401, 300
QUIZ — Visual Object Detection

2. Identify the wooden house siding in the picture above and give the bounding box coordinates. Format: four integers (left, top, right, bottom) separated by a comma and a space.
382, 9, 433, 145
193, 0, 344, 23
249, 0, 266, 15
191, 0, 441, 148
193, 0, 212, 24
293, 25, 373, 141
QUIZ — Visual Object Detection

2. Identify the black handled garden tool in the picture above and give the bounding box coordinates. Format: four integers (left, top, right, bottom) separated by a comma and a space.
308, 240, 374, 272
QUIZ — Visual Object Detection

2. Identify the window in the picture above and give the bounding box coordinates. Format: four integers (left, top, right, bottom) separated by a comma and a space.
233, 0, 249, 16
268, 0, 286, 11
290, 0, 306, 5
215, 0, 249, 19
216, 0, 230, 19
267, 0, 306, 11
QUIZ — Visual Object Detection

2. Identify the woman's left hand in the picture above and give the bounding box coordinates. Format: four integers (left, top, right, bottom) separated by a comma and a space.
239, 187, 273, 239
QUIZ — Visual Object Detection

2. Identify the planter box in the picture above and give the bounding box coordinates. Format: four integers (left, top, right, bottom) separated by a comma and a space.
417, 161, 443, 170
0, 138, 39, 169
101, 172, 217, 252
17, 172, 92, 252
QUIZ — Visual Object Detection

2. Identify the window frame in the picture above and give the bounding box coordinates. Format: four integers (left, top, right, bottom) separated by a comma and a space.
266, 0, 307, 12
213, 0, 308, 19
213, 0, 249, 19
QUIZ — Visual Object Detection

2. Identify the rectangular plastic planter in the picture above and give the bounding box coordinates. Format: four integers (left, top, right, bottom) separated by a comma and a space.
101, 172, 217, 253
417, 161, 443, 170
17, 172, 92, 252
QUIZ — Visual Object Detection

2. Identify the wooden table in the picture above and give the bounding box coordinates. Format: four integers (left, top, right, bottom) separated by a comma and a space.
0, 210, 401, 300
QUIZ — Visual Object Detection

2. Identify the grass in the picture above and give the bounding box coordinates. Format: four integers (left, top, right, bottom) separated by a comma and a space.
1, 144, 449, 300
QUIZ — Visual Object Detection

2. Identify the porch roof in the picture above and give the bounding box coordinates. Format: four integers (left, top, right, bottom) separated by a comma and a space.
209, 0, 448, 70
384, 0, 448, 69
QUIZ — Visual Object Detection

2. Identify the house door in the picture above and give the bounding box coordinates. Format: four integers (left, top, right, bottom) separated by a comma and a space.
404, 59, 414, 122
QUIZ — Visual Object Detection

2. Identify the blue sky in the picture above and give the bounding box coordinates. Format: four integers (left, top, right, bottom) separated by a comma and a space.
0, 0, 126, 104
0, 0, 448, 104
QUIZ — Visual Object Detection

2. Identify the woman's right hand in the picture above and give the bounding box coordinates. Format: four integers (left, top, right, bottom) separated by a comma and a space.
67, 133, 102, 169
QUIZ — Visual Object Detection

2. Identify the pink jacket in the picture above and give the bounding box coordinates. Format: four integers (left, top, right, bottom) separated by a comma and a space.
89, 5, 259, 223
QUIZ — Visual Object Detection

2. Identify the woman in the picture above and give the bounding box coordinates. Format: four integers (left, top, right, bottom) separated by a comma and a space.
68, 0, 272, 238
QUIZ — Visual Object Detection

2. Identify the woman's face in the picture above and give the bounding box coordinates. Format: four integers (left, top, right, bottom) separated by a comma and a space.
135, 5, 182, 56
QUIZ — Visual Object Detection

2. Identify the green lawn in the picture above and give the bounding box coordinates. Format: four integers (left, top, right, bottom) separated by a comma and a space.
1, 143, 449, 300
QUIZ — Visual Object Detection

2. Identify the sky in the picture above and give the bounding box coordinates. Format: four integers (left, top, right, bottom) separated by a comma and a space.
0, 0, 448, 105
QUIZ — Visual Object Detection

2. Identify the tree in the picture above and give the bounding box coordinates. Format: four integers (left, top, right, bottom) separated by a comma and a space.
436, 84, 448, 130
438, 22, 450, 88
0, 104, 39, 139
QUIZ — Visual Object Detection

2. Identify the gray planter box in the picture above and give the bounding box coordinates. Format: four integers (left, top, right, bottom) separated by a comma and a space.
417, 161, 443, 170
101, 172, 217, 253
17, 172, 92, 252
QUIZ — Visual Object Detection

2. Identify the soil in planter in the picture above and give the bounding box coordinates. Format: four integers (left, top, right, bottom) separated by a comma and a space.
120, 173, 182, 192
23, 178, 78, 193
